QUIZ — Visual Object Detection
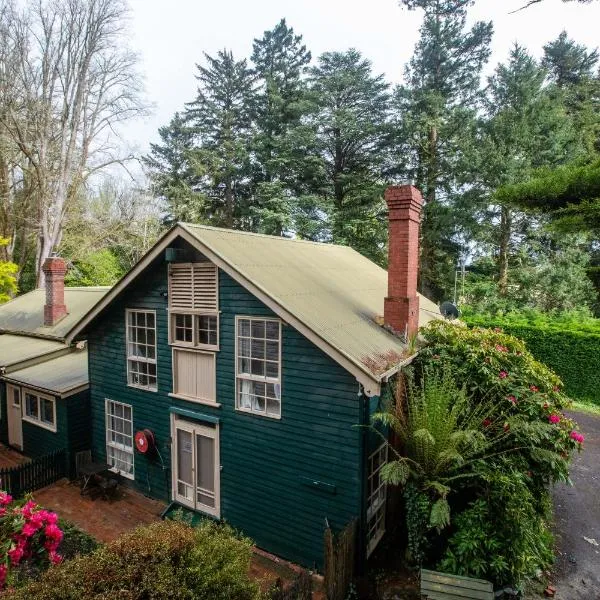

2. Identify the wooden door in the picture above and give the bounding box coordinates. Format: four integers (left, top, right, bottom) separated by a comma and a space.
6, 384, 23, 450
171, 416, 220, 517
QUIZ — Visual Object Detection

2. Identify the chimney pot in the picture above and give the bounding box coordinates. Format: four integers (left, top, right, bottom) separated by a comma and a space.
42, 256, 68, 326
383, 185, 423, 339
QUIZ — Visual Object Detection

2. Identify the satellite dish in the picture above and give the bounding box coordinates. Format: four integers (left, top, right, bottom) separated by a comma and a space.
440, 301, 460, 320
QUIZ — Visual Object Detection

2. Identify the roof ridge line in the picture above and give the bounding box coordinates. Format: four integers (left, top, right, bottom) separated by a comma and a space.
179, 222, 352, 249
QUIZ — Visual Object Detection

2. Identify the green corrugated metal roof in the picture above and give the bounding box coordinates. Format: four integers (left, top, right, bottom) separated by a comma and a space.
181, 224, 441, 378
4, 349, 88, 395
0, 287, 110, 340
0, 334, 67, 369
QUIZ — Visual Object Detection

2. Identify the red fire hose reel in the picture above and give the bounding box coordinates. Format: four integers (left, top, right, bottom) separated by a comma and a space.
134, 429, 156, 454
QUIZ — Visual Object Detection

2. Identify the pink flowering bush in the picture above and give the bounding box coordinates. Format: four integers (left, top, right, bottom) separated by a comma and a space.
0, 494, 63, 589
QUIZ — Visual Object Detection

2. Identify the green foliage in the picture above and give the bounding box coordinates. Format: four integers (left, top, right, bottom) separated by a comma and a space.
463, 314, 600, 404
0, 238, 18, 304
439, 473, 554, 587
9, 520, 261, 600
64, 249, 123, 287
56, 520, 99, 561
378, 321, 583, 586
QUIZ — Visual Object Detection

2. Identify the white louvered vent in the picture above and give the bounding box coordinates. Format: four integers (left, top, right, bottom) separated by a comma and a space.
169, 263, 217, 312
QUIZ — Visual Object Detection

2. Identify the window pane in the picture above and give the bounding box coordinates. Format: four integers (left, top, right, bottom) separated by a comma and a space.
251, 360, 265, 376
266, 398, 280, 417
26, 394, 38, 418
251, 339, 265, 359
266, 321, 279, 340
239, 338, 250, 357
40, 399, 54, 425
265, 341, 278, 361
266, 361, 278, 378
239, 319, 250, 336
196, 435, 214, 494
251, 320, 265, 338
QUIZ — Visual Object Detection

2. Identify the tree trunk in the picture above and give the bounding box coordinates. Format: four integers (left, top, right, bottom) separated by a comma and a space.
425, 124, 438, 204
498, 206, 512, 296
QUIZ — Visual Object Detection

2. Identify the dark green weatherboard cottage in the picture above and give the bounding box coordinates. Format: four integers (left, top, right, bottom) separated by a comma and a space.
0, 283, 110, 473
68, 198, 440, 568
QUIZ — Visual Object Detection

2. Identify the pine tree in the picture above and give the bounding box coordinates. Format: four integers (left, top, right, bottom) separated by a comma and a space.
472, 45, 578, 295
308, 49, 391, 264
184, 50, 257, 228
394, 0, 493, 300
144, 113, 203, 224
250, 19, 313, 235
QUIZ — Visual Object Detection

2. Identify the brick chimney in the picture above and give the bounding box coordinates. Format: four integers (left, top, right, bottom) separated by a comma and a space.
42, 256, 68, 326
383, 185, 423, 339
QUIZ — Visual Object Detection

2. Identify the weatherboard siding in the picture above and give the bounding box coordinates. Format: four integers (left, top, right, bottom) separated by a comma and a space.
22, 396, 68, 458
87, 253, 363, 568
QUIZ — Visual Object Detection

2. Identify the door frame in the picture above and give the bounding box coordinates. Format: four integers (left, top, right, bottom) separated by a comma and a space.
6, 384, 23, 450
170, 414, 220, 518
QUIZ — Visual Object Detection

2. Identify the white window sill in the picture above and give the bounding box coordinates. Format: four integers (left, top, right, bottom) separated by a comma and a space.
168, 393, 221, 408
127, 383, 158, 393
170, 342, 220, 352
108, 466, 134, 480
21, 416, 57, 433
235, 407, 281, 420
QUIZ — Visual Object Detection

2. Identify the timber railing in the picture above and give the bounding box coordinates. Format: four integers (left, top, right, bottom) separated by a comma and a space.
0, 448, 67, 497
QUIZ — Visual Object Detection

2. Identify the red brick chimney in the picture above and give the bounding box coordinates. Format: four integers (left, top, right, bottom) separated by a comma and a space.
42, 256, 68, 326
383, 185, 423, 339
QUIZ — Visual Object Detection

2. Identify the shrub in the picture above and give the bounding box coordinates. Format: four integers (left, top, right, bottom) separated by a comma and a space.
56, 520, 99, 561
7, 520, 262, 600
0, 494, 64, 589
464, 314, 600, 404
377, 321, 583, 588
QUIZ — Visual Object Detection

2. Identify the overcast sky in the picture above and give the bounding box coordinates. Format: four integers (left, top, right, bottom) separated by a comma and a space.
121, 0, 600, 163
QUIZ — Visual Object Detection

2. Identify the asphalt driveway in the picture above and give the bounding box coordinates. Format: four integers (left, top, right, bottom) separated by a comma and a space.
549, 410, 600, 599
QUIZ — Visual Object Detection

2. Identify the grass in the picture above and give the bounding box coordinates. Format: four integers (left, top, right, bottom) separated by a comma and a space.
570, 401, 600, 417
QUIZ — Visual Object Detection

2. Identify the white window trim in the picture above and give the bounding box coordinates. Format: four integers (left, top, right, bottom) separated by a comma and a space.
105, 398, 135, 480
366, 442, 388, 557
170, 414, 220, 518
21, 388, 57, 433
170, 347, 220, 406
126, 308, 158, 392
168, 311, 220, 351
234, 315, 282, 420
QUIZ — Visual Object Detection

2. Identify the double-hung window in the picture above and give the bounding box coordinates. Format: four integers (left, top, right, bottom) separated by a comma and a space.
366, 442, 388, 556
106, 399, 134, 479
236, 317, 281, 418
168, 263, 219, 350
126, 309, 157, 391
22, 389, 56, 432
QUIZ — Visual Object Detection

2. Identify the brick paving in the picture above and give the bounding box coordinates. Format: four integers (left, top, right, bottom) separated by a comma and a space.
32, 478, 165, 543
0, 444, 29, 469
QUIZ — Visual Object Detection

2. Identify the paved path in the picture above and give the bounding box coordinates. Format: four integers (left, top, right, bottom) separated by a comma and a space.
550, 411, 600, 599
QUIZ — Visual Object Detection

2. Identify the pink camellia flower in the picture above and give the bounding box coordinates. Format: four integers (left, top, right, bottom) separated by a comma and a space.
507, 395, 517, 405
530, 385, 539, 393
20, 500, 37, 519
8, 546, 24, 566
0, 492, 12, 506
549, 414, 561, 424
49, 551, 63, 565
570, 431, 585, 444
0, 564, 6, 586
44, 539, 59, 553
499, 370, 508, 379
43, 511, 58, 526
482, 418, 492, 428
22, 522, 39, 537
44, 523, 63, 543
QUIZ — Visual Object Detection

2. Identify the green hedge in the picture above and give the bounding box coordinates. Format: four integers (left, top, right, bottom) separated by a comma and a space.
465, 317, 600, 404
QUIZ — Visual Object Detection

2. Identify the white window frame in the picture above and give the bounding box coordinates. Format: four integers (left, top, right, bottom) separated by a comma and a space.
169, 312, 220, 351
235, 316, 282, 419
170, 347, 219, 406
168, 263, 220, 351
126, 309, 158, 392
21, 388, 57, 433
366, 442, 388, 557
105, 399, 135, 480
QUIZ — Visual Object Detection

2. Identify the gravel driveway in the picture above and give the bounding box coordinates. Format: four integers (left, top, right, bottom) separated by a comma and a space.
549, 410, 600, 599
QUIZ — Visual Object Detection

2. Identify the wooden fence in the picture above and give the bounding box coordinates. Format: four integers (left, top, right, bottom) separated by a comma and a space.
0, 449, 66, 498
323, 519, 357, 600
